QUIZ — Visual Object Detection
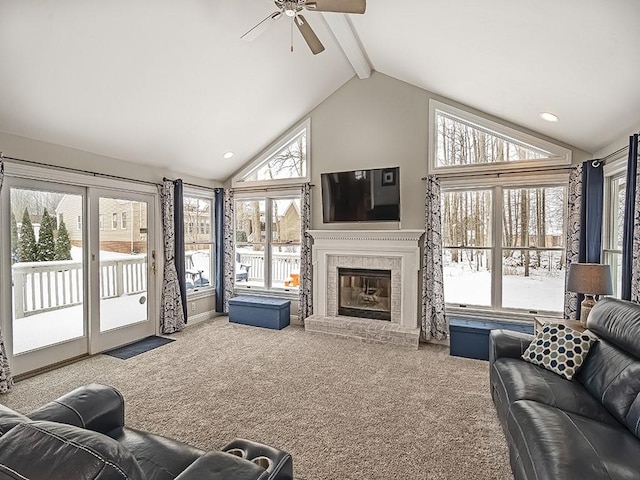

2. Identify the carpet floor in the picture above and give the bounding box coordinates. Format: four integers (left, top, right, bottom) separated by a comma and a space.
1, 317, 512, 480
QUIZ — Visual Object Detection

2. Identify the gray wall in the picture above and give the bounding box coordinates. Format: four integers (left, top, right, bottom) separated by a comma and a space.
305, 72, 590, 231
593, 123, 640, 159
0, 131, 220, 322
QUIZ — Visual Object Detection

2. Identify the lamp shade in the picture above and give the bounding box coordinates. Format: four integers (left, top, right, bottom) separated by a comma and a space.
567, 263, 613, 295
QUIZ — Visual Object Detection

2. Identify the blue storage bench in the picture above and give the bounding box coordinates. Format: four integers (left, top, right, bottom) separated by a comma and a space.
229, 296, 290, 330
449, 317, 534, 361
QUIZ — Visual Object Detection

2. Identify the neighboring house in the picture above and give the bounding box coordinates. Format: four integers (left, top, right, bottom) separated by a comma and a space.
56, 195, 148, 254
278, 201, 300, 243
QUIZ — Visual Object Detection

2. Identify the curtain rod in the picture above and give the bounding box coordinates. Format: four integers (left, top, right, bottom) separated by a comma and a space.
595, 136, 640, 166
0, 152, 216, 190
420, 164, 574, 181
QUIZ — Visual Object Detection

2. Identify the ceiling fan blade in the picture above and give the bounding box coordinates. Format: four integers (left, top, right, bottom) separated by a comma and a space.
241, 11, 283, 42
295, 14, 325, 55
305, 0, 366, 14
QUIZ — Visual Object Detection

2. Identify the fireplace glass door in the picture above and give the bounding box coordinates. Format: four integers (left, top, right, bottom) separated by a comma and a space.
338, 268, 391, 320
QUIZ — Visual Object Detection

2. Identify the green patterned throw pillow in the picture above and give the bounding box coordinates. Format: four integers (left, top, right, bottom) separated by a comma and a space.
522, 323, 596, 380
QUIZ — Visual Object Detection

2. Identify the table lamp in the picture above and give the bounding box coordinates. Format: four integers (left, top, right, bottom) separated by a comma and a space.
567, 263, 613, 327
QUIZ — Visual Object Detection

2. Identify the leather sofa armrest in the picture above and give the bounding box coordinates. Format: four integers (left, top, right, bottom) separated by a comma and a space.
489, 329, 534, 364
174, 452, 270, 480
28, 383, 125, 434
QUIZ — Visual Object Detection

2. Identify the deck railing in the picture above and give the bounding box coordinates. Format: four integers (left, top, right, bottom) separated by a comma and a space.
12, 255, 147, 319
237, 251, 300, 282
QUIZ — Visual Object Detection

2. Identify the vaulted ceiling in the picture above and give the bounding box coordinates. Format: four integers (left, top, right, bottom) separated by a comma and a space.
0, 0, 638, 181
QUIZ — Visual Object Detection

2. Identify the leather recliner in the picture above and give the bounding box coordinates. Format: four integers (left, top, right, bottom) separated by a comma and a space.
489, 297, 640, 480
0, 384, 294, 480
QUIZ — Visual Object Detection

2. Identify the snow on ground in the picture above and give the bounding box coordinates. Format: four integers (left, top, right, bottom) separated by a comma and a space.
443, 270, 564, 312
13, 293, 147, 354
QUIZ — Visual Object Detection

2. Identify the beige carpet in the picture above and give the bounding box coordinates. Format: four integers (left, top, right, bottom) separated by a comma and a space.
1, 317, 512, 480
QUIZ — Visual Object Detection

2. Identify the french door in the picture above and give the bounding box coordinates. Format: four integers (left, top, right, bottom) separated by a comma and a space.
1, 178, 157, 375
88, 189, 156, 353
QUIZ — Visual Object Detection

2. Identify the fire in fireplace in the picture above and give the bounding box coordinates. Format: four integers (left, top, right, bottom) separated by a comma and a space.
338, 268, 391, 321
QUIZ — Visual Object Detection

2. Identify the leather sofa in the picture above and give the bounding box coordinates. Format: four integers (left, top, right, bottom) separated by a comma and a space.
489, 297, 640, 479
0, 384, 293, 480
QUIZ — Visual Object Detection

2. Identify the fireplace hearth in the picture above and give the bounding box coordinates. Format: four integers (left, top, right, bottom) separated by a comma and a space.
338, 268, 391, 321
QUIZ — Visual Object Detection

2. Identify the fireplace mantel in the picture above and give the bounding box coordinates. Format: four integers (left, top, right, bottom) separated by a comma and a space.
308, 230, 424, 329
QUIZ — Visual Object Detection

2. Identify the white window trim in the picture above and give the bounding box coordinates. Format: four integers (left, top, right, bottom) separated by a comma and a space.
121, 211, 127, 230
441, 173, 569, 317
184, 188, 215, 297
111, 213, 118, 230
429, 99, 572, 174
233, 188, 302, 295
231, 118, 311, 188
602, 154, 628, 298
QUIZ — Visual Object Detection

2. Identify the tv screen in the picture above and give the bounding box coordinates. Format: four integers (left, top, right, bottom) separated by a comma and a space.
321, 167, 400, 223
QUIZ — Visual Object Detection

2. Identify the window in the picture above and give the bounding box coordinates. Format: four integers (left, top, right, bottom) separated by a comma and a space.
235, 194, 301, 292
98, 214, 104, 230
121, 212, 127, 229
433, 101, 570, 314
76, 215, 82, 231
442, 184, 566, 314
603, 158, 628, 298
183, 194, 214, 293
429, 100, 571, 173
232, 119, 310, 187
112, 213, 118, 229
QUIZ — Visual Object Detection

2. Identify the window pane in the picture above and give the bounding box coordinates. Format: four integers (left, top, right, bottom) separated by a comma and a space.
441, 190, 492, 247
503, 186, 565, 248
11, 188, 85, 353
245, 131, 306, 182
235, 199, 265, 288
501, 249, 564, 312
272, 198, 300, 243
271, 244, 302, 290
610, 176, 626, 250
436, 111, 553, 167
603, 251, 623, 299
185, 244, 212, 291
184, 196, 212, 243
443, 248, 491, 306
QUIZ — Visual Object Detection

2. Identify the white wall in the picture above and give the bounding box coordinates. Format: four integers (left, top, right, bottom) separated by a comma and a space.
0, 131, 221, 188
304, 72, 590, 231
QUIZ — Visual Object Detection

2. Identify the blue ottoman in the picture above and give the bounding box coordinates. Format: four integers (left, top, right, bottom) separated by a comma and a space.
449, 317, 533, 361
229, 296, 290, 330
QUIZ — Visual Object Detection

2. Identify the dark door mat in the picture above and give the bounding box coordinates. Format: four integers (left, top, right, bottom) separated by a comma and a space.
103, 336, 175, 360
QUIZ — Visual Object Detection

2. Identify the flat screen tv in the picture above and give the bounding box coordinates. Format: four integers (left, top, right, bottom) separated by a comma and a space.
321, 167, 400, 223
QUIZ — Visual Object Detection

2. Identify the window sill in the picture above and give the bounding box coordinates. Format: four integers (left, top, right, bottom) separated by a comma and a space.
445, 306, 559, 323
233, 287, 298, 301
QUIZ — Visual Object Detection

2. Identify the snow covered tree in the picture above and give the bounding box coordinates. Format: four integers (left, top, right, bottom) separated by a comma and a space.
10, 212, 19, 262
19, 209, 37, 262
37, 208, 56, 261
54, 219, 72, 261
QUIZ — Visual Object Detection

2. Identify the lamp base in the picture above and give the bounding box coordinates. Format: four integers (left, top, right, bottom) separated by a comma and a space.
580, 295, 596, 328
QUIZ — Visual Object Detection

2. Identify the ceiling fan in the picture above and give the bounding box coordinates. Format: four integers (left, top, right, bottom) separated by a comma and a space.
241, 0, 366, 55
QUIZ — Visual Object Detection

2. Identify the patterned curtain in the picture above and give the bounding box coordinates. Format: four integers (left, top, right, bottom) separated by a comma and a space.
0, 158, 14, 393
299, 183, 313, 321
421, 176, 447, 341
223, 189, 235, 313
159, 180, 186, 334
563, 164, 583, 319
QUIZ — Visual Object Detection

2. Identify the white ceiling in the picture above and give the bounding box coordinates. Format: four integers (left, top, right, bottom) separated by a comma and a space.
0, 0, 639, 181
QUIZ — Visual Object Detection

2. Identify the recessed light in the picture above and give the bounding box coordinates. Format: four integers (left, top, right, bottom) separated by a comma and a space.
539, 112, 559, 123
223, 151, 234, 159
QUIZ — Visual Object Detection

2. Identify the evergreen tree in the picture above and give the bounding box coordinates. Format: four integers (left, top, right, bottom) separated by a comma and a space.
10, 212, 19, 262
37, 208, 56, 261
19, 209, 37, 262
54, 219, 72, 261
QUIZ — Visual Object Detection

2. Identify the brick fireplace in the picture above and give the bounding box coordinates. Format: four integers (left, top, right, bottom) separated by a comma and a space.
305, 230, 424, 348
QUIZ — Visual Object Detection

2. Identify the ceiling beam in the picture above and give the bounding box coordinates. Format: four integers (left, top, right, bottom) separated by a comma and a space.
321, 13, 371, 79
